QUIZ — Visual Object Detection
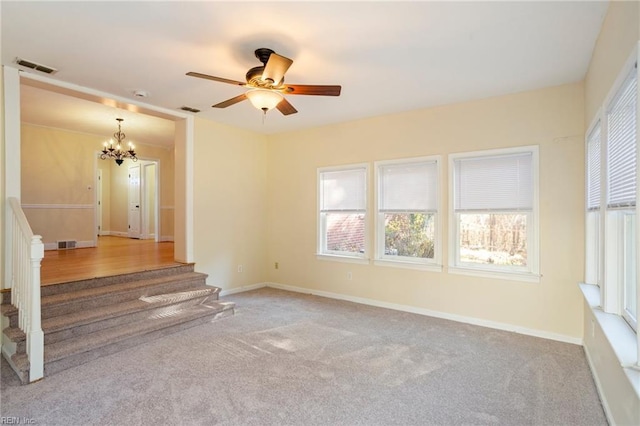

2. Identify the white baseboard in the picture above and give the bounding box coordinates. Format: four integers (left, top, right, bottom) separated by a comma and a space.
219, 283, 267, 296
108, 231, 129, 238
264, 282, 582, 345
44, 240, 95, 251
216, 281, 581, 345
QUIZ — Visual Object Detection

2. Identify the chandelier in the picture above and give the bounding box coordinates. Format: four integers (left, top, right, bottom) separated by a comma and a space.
100, 118, 137, 166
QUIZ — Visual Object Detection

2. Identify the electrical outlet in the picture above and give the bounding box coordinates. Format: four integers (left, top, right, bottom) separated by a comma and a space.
347, 271, 352, 280
275, 262, 279, 269
237, 265, 243, 273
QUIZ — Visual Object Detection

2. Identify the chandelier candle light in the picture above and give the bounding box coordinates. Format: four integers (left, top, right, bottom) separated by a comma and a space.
101, 118, 138, 166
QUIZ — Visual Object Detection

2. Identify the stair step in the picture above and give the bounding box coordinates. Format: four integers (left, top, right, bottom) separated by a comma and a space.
0, 264, 197, 303
3, 326, 26, 354
1, 290, 11, 305
39, 272, 209, 319
9, 353, 30, 384
4, 287, 221, 346
39, 263, 196, 297
45, 287, 219, 341
44, 301, 234, 376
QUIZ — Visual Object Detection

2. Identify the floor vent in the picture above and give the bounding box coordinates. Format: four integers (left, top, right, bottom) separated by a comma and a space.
15, 57, 58, 74
57, 240, 77, 250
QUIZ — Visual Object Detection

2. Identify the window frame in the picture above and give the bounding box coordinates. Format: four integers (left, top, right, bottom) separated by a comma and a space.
448, 146, 540, 282
317, 163, 370, 263
595, 51, 639, 332
585, 117, 603, 288
373, 156, 442, 271
622, 211, 637, 330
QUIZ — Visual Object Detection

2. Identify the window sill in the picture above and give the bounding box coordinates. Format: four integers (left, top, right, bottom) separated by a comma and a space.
579, 283, 640, 399
374, 259, 442, 272
316, 254, 370, 265
448, 266, 540, 283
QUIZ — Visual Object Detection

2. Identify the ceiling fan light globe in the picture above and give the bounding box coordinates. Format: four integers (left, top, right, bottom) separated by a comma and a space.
246, 89, 283, 111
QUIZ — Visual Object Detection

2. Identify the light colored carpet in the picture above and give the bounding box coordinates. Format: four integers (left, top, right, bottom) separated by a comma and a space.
1, 287, 606, 425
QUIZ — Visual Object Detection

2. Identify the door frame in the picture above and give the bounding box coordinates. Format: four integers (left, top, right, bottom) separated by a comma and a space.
93, 155, 161, 243
140, 160, 160, 241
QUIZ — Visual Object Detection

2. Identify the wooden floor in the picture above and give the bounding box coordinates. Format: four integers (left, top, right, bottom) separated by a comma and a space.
41, 236, 181, 286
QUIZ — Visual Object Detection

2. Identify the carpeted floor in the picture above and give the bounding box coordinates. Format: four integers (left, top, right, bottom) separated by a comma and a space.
1, 287, 606, 425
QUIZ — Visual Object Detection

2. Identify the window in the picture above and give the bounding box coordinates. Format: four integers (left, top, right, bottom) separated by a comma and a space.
318, 164, 368, 260
375, 157, 441, 269
585, 122, 602, 285
605, 64, 637, 330
588, 56, 638, 333
623, 213, 637, 328
450, 147, 539, 280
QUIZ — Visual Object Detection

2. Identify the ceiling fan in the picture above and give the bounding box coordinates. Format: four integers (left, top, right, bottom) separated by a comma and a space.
186, 48, 341, 116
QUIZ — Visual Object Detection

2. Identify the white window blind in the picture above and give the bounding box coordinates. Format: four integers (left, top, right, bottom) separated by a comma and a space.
379, 161, 438, 212
587, 123, 602, 210
607, 67, 637, 208
454, 152, 533, 212
320, 168, 366, 212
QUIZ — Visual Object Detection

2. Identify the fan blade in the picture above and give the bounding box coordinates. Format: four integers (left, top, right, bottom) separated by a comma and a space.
276, 98, 298, 116
212, 94, 247, 108
285, 85, 341, 96
262, 53, 293, 85
186, 72, 246, 87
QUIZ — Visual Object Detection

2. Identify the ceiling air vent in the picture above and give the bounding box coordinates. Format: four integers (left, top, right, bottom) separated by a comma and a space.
15, 57, 57, 74
179, 106, 201, 113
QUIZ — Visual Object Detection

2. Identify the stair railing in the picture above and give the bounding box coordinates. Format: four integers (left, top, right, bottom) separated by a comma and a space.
6, 197, 44, 382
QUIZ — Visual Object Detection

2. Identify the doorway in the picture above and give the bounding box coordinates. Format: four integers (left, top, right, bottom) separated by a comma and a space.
6, 68, 194, 264
128, 160, 159, 240
95, 157, 160, 243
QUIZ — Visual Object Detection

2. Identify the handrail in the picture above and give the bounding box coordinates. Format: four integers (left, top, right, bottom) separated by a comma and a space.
5, 197, 44, 382
9, 197, 37, 238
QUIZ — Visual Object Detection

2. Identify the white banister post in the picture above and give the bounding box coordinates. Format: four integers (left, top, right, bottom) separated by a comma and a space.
27, 235, 44, 381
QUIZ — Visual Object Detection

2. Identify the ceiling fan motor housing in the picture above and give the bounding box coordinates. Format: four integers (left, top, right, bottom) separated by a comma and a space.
246, 66, 266, 86
254, 48, 275, 65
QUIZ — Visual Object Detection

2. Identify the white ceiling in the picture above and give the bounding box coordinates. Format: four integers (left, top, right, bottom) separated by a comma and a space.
2, 1, 608, 143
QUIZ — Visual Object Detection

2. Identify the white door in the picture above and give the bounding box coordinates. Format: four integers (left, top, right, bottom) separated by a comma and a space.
128, 165, 141, 238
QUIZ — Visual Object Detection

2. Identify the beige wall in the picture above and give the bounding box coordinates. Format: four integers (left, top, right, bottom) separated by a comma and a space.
582, 1, 640, 425
585, 0, 639, 125
20, 124, 174, 245
193, 117, 268, 289
21, 124, 96, 244
267, 82, 585, 340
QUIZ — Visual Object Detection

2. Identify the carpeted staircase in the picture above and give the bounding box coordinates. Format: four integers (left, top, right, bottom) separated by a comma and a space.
1, 264, 234, 384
